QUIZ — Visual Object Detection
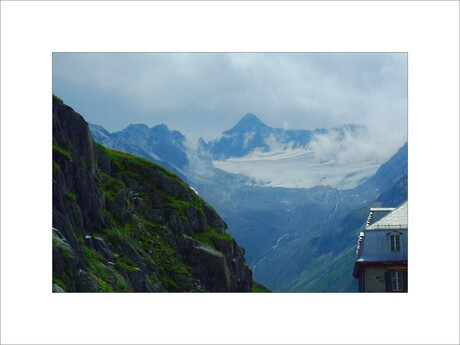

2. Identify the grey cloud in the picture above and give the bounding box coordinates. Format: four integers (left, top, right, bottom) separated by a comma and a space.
53, 52, 407, 156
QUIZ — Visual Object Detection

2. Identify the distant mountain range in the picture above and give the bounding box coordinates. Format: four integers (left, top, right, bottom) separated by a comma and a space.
89, 113, 408, 292
91, 114, 388, 190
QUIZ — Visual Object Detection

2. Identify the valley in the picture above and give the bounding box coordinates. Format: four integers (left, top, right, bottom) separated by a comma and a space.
89, 113, 408, 292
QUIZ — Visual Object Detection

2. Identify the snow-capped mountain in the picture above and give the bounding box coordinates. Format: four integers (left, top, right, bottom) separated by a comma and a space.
90, 113, 400, 191
204, 113, 330, 159
203, 114, 385, 189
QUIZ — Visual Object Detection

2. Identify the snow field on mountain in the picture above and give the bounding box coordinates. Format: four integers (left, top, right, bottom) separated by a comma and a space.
212, 145, 382, 189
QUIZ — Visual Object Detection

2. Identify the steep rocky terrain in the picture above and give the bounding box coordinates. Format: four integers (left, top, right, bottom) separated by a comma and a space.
52, 95, 253, 292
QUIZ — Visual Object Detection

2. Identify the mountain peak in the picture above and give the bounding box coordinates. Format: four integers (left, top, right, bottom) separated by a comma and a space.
152, 123, 170, 133
228, 113, 268, 133
240, 113, 263, 125
124, 123, 150, 133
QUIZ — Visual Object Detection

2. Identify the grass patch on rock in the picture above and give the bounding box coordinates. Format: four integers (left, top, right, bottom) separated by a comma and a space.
252, 281, 271, 292
192, 228, 233, 248
53, 144, 72, 161
53, 160, 62, 173
64, 191, 77, 202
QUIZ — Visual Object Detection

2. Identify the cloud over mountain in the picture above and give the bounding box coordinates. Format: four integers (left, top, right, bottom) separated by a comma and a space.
53, 53, 407, 160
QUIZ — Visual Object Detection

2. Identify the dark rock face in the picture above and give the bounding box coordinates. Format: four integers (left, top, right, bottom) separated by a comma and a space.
188, 238, 252, 292
52, 96, 252, 292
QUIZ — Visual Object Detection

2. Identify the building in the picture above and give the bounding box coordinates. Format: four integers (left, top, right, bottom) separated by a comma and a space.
352, 201, 408, 292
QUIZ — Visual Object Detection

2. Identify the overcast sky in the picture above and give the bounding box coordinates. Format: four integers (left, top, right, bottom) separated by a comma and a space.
53, 52, 407, 148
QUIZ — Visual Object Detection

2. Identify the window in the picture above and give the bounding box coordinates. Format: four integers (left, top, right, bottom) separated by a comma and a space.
385, 271, 407, 292
389, 234, 401, 252
391, 272, 403, 291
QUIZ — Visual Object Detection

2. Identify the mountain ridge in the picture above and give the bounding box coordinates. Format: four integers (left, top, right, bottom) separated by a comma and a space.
89, 122, 189, 181
203, 113, 364, 162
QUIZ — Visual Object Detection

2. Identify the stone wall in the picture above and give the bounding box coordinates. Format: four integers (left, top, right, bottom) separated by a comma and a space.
364, 267, 386, 292
363, 265, 407, 292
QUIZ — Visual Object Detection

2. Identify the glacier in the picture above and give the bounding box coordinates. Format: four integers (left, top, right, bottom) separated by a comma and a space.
212, 145, 382, 190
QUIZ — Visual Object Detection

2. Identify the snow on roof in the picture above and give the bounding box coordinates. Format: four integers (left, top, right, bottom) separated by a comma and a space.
367, 201, 408, 230
366, 207, 395, 227
370, 207, 396, 212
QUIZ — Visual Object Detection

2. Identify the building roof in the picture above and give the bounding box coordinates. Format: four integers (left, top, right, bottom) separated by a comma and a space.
366, 201, 408, 230
366, 207, 395, 227
370, 207, 396, 212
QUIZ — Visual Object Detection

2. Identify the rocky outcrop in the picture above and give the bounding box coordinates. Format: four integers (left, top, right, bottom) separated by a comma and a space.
52, 95, 253, 292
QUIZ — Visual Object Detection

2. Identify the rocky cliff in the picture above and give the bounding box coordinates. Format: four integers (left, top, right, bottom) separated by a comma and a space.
52, 95, 253, 292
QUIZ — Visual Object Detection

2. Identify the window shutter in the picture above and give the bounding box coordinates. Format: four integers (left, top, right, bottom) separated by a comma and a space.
384, 272, 391, 292
403, 271, 408, 292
